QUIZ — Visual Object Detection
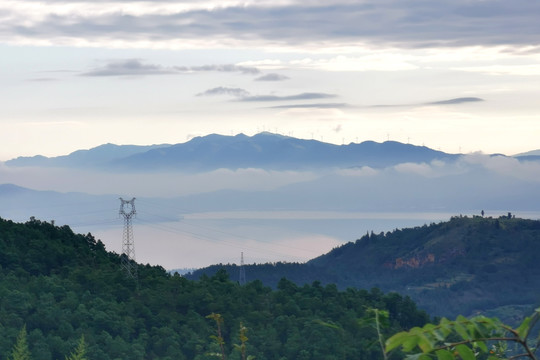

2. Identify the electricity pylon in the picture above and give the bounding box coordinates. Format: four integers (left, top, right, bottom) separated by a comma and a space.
119, 197, 137, 281
239, 252, 246, 285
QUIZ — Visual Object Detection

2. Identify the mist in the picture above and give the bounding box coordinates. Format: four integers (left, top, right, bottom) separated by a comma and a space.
2, 153, 540, 268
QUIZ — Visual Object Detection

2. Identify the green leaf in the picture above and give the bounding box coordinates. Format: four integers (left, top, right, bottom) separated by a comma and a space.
386, 331, 411, 352
473, 341, 487, 353
435, 349, 455, 360
402, 335, 421, 352
515, 316, 532, 339
404, 354, 427, 360
470, 318, 492, 338
315, 319, 342, 330
438, 319, 453, 338
417, 334, 434, 353
432, 329, 446, 342
455, 344, 475, 360
453, 322, 470, 340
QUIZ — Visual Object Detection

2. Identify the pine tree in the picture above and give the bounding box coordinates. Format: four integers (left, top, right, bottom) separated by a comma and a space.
65, 336, 87, 360
9, 325, 31, 360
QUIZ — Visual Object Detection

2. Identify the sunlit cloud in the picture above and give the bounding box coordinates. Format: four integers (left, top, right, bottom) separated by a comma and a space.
290, 54, 418, 72
454, 64, 540, 76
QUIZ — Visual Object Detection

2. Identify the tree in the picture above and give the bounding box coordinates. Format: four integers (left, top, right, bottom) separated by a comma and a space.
385, 308, 540, 359
207, 313, 227, 360
65, 336, 87, 360
9, 325, 31, 360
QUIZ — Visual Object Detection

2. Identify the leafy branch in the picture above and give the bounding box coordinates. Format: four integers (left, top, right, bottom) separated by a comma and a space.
385, 308, 540, 360
207, 313, 227, 360
207, 313, 255, 360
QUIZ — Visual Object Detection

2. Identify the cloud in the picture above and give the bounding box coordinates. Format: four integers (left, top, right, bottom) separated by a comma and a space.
387, 153, 540, 183
453, 64, 540, 76
3, 1, 540, 49
255, 73, 289, 81
241, 92, 336, 102
462, 153, 540, 182
372, 97, 484, 108
196, 87, 250, 97
336, 166, 379, 177
81, 60, 261, 77
81, 59, 175, 76
196, 88, 337, 102
393, 161, 456, 178
292, 55, 417, 72
175, 64, 260, 75
269, 103, 347, 109
0, 163, 319, 198
427, 97, 484, 105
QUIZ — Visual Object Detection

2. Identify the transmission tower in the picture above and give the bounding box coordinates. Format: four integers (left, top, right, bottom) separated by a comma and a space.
239, 252, 246, 285
119, 197, 138, 280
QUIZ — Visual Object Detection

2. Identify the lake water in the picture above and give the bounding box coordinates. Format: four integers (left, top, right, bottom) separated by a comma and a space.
78, 210, 540, 269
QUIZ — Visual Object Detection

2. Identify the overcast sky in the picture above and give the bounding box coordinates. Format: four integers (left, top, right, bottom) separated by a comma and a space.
1, 0, 540, 160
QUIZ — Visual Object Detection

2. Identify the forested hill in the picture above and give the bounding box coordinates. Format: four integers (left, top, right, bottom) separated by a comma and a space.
0, 217, 429, 360
187, 215, 540, 319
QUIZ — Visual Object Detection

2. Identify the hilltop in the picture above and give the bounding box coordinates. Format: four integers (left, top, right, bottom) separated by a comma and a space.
0, 216, 429, 359
187, 215, 540, 319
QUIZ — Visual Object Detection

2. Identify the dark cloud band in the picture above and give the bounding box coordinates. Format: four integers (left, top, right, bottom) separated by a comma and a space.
5, 1, 540, 48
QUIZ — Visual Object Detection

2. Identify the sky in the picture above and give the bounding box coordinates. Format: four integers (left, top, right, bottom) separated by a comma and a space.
1, 0, 540, 161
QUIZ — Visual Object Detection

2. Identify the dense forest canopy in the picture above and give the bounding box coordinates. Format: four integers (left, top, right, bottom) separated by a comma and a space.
0, 217, 430, 359
188, 215, 540, 319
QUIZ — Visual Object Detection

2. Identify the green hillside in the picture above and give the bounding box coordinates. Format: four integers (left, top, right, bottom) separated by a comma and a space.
0, 217, 429, 359
188, 215, 540, 319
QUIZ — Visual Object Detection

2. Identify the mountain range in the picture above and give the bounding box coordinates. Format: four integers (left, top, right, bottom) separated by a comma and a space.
2, 132, 540, 271
6, 132, 461, 171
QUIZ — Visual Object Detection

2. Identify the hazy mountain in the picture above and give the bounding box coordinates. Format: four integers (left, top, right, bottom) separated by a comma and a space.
6, 133, 458, 172
512, 149, 540, 162
0, 184, 179, 228
6, 143, 170, 168
513, 149, 540, 157
0, 183, 117, 226
514, 155, 540, 162
187, 216, 540, 320
113, 132, 460, 171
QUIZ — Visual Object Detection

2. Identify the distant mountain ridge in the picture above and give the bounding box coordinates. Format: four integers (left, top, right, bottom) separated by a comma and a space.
6, 132, 459, 172
6, 143, 170, 168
